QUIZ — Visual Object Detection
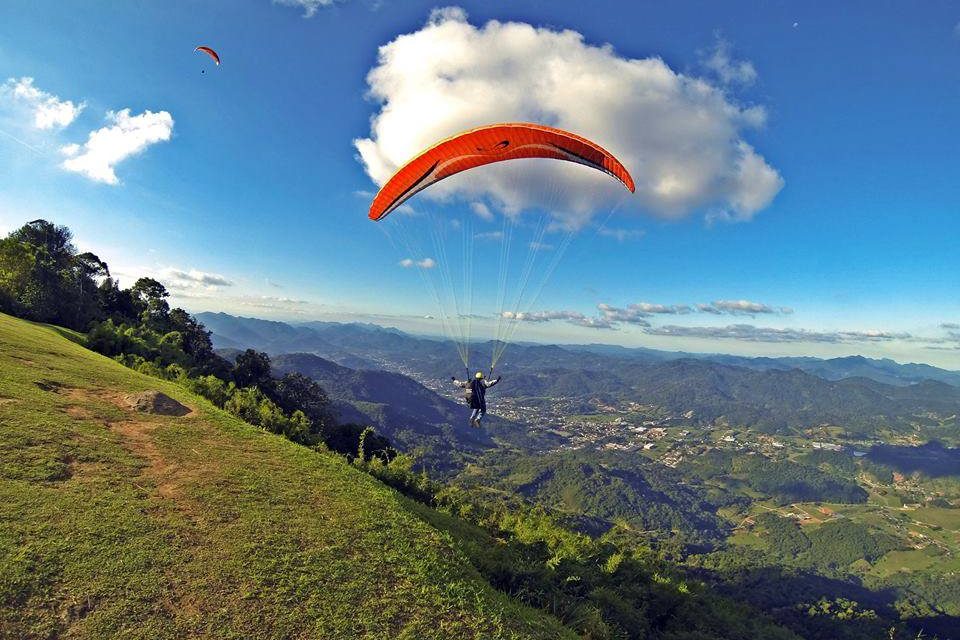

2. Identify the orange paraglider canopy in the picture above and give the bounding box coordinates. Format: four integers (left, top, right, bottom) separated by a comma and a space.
195, 46, 220, 65
368, 122, 635, 221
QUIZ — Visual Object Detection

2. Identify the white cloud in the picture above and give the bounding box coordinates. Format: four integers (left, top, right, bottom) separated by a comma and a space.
354, 7, 783, 227
954, 22, 960, 38
1, 77, 84, 129
238, 296, 311, 311
502, 309, 580, 323
521, 300, 792, 331
399, 257, 436, 268
61, 109, 173, 185
529, 241, 553, 251
572, 316, 617, 330
470, 201, 494, 221
598, 227, 645, 242
273, 0, 337, 17
645, 324, 912, 344
698, 299, 792, 315
837, 329, 912, 341
501, 309, 617, 330
703, 37, 757, 86
598, 304, 651, 326
598, 302, 691, 325
160, 267, 233, 292
475, 230, 503, 240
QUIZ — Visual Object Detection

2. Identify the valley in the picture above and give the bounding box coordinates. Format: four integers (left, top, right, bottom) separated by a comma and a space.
204, 312, 960, 634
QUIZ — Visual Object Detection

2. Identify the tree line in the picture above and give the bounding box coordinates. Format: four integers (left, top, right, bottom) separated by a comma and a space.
0, 219, 392, 460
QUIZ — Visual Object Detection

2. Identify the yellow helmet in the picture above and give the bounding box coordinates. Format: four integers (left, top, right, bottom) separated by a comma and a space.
475, 371, 484, 379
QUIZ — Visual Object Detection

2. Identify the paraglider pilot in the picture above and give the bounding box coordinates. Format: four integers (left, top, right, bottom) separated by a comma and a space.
452, 371, 501, 428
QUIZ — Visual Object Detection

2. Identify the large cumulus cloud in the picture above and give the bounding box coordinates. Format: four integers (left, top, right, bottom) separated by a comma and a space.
355, 7, 783, 226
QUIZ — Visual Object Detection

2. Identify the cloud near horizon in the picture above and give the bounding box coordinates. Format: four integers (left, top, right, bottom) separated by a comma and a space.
237, 295, 311, 312
502, 309, 616, 329
510, 299, 793, 331
159, 267, 233, 293
698, 299, 793, 315
644, 324, 912, 344
355, 7, 783, 228
1, 77, 84, 130
61, 109, 173, 184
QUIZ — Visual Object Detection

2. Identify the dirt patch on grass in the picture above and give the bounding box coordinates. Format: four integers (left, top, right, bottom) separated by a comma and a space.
61, 386, 197, 501
65, 405, 95, 420
63, 386, 124, 405
56, 385, 214, 625
65, 460, 110, 481
111, 418, 183, 500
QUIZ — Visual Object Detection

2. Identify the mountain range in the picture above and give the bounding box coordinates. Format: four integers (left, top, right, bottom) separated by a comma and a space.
200, 312, 960, 439
197, 312, 960, 388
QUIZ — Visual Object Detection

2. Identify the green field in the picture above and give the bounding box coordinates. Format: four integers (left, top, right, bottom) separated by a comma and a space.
731, 495, 960, 583
870, 550, 939, 577
911, 506, 960, 531
0, 313, 573, 639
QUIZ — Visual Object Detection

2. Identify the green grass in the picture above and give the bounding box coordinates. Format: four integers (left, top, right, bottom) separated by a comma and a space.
869, 550, 940, 577
727, 530, 767, 550
0, 313, 575, 639
911, 507, 960, 531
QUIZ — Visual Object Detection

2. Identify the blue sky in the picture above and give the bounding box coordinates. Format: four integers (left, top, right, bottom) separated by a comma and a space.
0, 0, 958, 367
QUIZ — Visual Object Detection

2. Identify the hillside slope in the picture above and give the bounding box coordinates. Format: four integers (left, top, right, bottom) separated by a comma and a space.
270, 352, 495, 452
0, 313, 574, 639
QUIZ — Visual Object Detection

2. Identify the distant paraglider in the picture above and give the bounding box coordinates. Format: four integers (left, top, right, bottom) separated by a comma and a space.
194, 46, 220, 73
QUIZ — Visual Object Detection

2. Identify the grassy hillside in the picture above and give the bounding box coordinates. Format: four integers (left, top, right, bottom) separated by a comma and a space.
0, 313, 574, 639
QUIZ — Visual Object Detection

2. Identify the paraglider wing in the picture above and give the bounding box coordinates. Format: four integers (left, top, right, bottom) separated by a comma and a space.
195, 46, 220, 66
368, 123, 635, 221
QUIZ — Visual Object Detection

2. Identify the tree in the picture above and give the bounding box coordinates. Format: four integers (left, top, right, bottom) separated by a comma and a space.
0, 220, 109, 328
167, 307, 231, 376
5, 220, 77, 325
233, 349, 272, 389
324, 423, 394, 461
71, 251, 109, 327
131, 277, 170, 329
74, 252, 109, 279
0, 236, 35, 317
12, 219, 76, 268
98, 277, 140, 323
272, 372, 336, 435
